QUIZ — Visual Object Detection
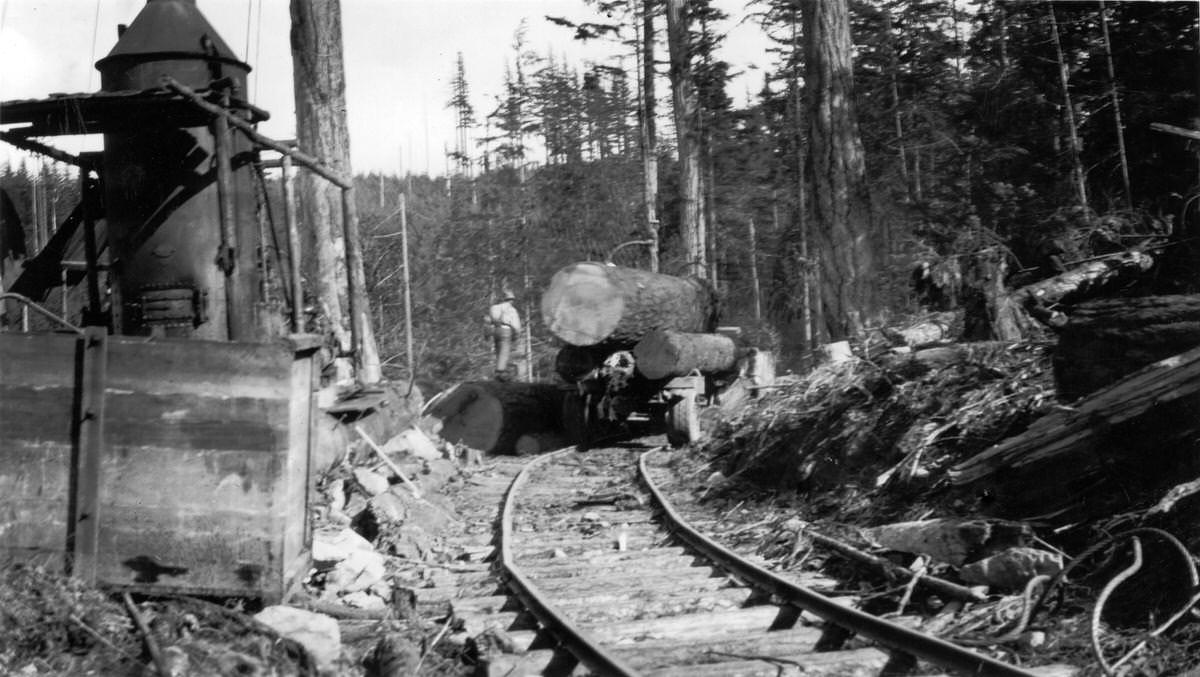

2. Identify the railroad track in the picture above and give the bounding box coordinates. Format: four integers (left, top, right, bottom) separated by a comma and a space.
428, 440, 1065, 676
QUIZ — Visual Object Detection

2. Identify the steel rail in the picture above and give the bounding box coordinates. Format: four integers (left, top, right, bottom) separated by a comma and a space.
638, 448, 1039, 677
499, 447, 642, 676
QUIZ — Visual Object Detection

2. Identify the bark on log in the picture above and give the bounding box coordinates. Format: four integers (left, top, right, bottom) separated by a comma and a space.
879, 311, 960, 349
541, 262, 717, 347
633, 330, 738, 380
422, 381, 561, 455
950, 342, 1200, 519
878, 341, 1011, 374
1011, 250, 1155, 325
1054, 295, 1200, 401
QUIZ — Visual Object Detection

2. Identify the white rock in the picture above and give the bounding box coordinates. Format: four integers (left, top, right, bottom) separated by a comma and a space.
254, 606, 341, 672
312, 527, 374, 568
353, 468, 391, 496
383, 427, 442, 460
328, 548, 387, 593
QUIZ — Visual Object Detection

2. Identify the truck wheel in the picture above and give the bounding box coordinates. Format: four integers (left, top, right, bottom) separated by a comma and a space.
666, 391, 700, 447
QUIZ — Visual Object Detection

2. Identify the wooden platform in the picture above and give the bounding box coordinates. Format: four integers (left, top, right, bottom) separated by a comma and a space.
0, 330, 319, 601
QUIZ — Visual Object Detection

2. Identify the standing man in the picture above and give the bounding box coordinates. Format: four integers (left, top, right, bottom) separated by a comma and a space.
486, 286, 522, 381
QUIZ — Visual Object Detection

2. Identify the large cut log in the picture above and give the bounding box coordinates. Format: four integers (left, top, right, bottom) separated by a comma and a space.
950, 343, 1200, 520
633, 330, 738, 380
541, 262, 717, 347
1054, 295, 1200, 401
421, 381, 561, 455
1011, 249, 1155, 326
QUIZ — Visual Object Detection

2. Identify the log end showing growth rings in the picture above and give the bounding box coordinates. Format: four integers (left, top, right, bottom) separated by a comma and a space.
541, 262, 626, 346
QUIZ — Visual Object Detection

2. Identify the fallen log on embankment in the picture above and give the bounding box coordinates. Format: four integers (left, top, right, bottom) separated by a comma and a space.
541, 262, 718, 347
421, 381, 563, 455
950, 342, 1200, 521
1053, 294, 1200, 400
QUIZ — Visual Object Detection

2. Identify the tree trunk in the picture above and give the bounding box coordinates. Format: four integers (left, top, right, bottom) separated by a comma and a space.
640, 0, 660, 272
1099, 0, 1133, 209
423, 381, 562, 455
950, 342, 1200, 521
747, 217, 762, 322
1054, 295, 1200, 401
803, 0, 879, 341
290, 0, 381, 382
666, 0, 706, 278
633, 330, 738, 380
1048, 4, 1089, 217
541, 262, 717, 347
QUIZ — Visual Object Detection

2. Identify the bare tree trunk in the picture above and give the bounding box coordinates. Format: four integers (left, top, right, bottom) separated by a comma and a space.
791, 12, 816, 351
885, 8, 911, 203
803, 0, 878, 341
666, 0, 706, 278
290, 0, 381, 382
748, 217, 762, 323
639, 0, 660, 272
1099, 0, 1132, 210
1049, 4, 1090, 217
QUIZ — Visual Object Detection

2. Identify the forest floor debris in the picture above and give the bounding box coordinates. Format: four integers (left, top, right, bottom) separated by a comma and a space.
676, 333, 1200, 675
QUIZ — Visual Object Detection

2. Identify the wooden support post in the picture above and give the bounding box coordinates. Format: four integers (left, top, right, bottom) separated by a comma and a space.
79, 164, 103, 323
71, 326, 107, 582
281, 154, 304, 332
211, 91, 242, 341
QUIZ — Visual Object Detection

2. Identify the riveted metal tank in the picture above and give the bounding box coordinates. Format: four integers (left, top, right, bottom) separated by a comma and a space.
96, 0, 263, 340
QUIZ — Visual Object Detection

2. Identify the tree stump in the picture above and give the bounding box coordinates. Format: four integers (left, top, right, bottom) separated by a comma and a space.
540, 262, 717, 347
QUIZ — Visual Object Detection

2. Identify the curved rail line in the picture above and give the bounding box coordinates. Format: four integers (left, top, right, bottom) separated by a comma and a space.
487, 442, 1046, 676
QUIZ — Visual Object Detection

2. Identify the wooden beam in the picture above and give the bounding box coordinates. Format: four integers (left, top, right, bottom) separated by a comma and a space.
160, 77, 349, 189
71, 327, 108, 582
0, 131, 83, 166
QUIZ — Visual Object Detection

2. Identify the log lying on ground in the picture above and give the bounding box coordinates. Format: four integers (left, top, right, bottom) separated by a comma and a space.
950, 342, 1200, 519
878, 311, 961, 350
1054, 295, 1200, 401
541, 262, 717, 347
878, 341, 1011, 373
633, 329, 738, 380
1011, 249, 1155, 326
422, 381, 562, 455
861, 518, 1032, 568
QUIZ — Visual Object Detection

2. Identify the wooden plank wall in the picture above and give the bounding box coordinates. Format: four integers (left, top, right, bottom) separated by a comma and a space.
0, 332, 314, 599
0, 332, 79, 569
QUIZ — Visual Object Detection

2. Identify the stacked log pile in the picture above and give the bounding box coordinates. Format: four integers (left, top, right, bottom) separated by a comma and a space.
541, 262, 738, 384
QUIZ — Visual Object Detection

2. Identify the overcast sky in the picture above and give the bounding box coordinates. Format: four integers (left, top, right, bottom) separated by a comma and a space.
1, 0, 772, 175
